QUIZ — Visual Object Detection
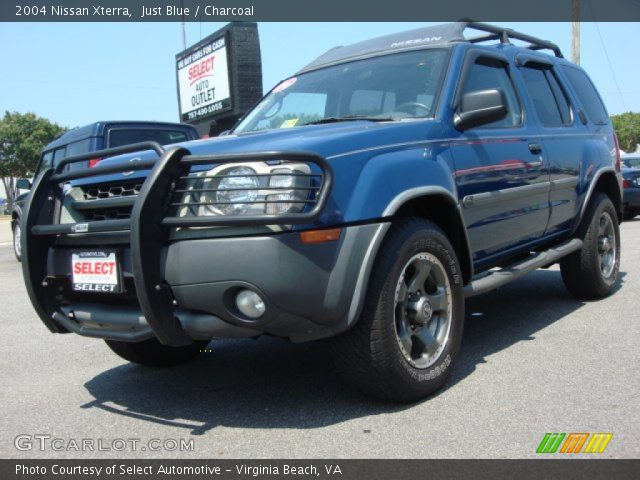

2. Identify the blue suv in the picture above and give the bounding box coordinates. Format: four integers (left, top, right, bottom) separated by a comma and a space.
21, 23, 623, 401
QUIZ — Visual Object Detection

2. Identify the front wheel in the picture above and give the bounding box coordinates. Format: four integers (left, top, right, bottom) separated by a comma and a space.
105, 337, 210, 367
561, 193, 620, 300
330, 218, 464, 402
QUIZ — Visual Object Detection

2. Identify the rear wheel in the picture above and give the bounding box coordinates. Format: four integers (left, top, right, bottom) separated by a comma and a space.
12, 221, 22, 262
105, 337, 210, 367
561, 193, 620, 299
330, 218, 464, 402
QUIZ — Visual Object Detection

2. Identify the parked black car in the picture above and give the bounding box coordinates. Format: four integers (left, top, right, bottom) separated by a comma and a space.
11, 121, 199, 261
622, 167, 640, 220
621, 153, 640, 169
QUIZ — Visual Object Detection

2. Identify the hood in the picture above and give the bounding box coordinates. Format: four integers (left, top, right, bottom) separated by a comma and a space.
71, 120, 439, 186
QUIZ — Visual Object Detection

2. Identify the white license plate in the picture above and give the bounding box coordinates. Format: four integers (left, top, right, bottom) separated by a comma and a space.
71, 251, 120, 293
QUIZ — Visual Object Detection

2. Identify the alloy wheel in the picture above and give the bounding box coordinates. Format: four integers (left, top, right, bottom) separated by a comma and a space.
394, 252, 452, 369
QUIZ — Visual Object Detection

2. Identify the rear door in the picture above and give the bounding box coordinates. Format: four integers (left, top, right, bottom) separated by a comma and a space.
516, 57, 582, 235
449, 51, 551, 263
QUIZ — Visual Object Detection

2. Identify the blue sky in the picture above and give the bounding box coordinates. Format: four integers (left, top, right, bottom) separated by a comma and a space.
0, 22, 638, 129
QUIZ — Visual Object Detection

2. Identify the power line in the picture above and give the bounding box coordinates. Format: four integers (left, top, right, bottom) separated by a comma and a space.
587, 0, 628, 111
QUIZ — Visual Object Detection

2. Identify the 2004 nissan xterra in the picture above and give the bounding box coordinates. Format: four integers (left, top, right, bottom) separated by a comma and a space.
21, 23, 623, 401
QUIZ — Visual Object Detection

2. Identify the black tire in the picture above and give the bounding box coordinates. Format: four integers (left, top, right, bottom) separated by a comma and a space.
330, 218, 465, 402
560, 193, 620, 300
105, 337, 210, 367
12, 221, 22, 262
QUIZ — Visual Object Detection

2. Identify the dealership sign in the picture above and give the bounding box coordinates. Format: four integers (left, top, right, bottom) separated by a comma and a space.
175, 22, 263, 135
177, 35, 231, 122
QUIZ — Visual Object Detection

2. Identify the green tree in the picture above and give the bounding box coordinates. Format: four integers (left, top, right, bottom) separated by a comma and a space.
611, 112, 640, 153
0, 111, 66, 210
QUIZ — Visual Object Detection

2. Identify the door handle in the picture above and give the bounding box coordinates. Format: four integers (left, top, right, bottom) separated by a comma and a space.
528, 143, 542, 154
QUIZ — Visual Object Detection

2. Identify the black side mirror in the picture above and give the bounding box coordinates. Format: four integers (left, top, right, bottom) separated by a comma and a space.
454, 88, 508, 131
16, 179, 31, 190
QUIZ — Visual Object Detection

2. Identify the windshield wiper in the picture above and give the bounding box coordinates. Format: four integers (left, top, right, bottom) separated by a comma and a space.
302, 115, 396, 126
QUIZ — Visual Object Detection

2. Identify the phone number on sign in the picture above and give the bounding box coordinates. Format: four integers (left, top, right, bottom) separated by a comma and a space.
187, 102, 227, 120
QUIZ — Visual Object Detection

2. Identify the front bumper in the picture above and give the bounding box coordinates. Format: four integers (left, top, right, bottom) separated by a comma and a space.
38, 223, 386, 343
21, 143, 386, 345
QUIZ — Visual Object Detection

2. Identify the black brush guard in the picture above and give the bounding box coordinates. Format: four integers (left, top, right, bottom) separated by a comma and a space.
21, 143, 333, 346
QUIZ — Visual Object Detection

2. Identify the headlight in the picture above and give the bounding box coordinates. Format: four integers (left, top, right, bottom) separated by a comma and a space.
184, 162, 313, 219
266, 168, 297, 215
214, 167, 260, 215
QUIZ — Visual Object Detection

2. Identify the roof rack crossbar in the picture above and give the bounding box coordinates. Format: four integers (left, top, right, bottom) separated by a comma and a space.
464, 21, 563, 58
467, 33, 502, 44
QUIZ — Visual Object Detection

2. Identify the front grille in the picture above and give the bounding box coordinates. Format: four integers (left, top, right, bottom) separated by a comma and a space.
82, 206, 133, 221
71, 180, 144, 222
82, 181, 143, 200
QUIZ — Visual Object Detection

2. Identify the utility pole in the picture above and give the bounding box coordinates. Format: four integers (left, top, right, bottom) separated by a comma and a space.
180, 0, 187, 50
572, 0, 580, 64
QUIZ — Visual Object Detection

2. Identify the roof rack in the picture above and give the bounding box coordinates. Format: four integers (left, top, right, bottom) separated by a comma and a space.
299, 22, 563, 74
464, 21, 563, 58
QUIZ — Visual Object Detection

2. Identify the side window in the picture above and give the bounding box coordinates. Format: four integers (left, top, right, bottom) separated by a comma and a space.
520, 66, 570, 127
65, 139, 94, 172
546, 71, 572, 125
52, 147, 67, 167
460, 59, 522, 128
561, 66, 608, 125
40, 151, 54, 170
65, 139, 92, 156
34, 151, 54, 177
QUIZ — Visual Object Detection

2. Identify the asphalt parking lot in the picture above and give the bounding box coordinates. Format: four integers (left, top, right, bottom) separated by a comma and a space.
0, 218, 638, 459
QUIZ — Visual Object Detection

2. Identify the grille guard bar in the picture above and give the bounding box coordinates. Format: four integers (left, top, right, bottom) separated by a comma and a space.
21, 144, 334, 346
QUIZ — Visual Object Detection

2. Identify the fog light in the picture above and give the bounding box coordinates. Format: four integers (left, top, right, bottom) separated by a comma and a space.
235, 289, 266, 319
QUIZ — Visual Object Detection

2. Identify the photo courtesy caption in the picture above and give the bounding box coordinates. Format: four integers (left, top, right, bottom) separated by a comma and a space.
15, 463, 343, 476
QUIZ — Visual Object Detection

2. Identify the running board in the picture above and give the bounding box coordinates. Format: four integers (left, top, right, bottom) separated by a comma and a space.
464, 238, 583, 298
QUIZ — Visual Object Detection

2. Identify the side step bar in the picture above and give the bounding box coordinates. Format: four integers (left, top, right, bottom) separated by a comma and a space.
464, 238, 583, 298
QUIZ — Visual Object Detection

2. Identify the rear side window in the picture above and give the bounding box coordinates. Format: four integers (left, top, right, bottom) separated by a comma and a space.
65, 139, 94, 172
547, 72, 572, 125
561, 66, 609, 125
520, 66, 571, 127
52, 147, 67, 165
108, 129, 191, 148
460, 60, 522, 128
65, 138, 92, 156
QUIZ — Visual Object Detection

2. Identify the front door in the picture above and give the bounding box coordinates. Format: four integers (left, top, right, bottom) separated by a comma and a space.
449, 53, 551, 264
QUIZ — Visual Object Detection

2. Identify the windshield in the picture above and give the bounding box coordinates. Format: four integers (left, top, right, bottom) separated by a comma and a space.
234, 49, 449, 134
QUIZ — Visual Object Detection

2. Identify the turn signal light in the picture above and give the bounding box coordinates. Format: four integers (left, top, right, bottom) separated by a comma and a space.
300, 228, 342, 244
